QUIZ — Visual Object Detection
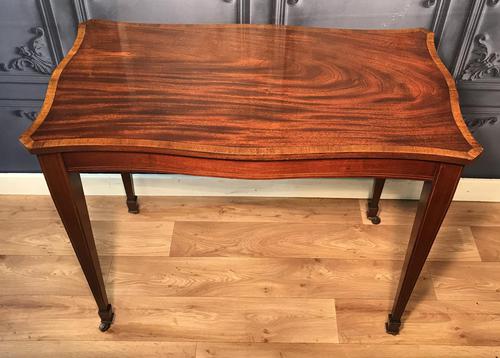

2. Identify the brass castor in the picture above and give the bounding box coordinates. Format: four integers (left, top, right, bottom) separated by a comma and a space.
99, 321, 112, 332
368, 215, 381, 225
98, 304, 114, 332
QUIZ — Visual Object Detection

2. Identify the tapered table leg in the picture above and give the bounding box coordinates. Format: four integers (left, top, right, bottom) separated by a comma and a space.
121, 172, 139, 214
386, 163, 462, 334
367, 178, 386, 224
38, 153, 114, 332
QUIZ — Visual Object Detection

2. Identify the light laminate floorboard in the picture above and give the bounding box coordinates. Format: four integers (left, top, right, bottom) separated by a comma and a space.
196, 343, 500, 358
359, 200, 500, 226
106, 257, 435, 300
0, 341, 196, 358
0, 295, 338, 343
430, 261, 500, 301
170, 222, 480, 261
0, 255, 112, 296
471, 226, 500, 262
0, 220, 173, 256
1, 195, 500, 357
335, 299, 500, 345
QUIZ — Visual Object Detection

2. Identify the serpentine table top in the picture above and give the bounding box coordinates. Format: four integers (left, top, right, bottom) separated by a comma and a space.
19, 19, 482, 335
21, 19, 481, 164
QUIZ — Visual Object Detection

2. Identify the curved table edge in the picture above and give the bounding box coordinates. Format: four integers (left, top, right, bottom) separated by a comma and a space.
26, 139, 478, 165
425, 32, 483, 161
20, 24, 482, 166
19, 22, 87, 151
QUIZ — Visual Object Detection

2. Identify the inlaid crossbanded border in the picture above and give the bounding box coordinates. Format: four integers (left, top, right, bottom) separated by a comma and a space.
20, 21, 482, 166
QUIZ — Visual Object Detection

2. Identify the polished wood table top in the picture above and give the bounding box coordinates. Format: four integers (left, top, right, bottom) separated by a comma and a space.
20, 20, 483, 335
21, 19, 481, 164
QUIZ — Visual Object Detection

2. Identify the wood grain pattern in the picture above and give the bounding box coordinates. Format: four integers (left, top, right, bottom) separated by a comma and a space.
471, 226, 500, 262
114, 296, 339, 343
63, 152, 439, 180
2, 196, 500, 354
0, 195, 60, 221
0, 195, 362, 223
85, 196, 364, 223
19, 21, 86, 153
90, 221, 173, 256
107, 257, 435, 300
21, 20, 481, 164
0, 295, 102, 340
0, 220, 71, 255
19, 19, 482, 337
0, 342, 196, 358
0, 295, 338, 343
0, 220, 173, 256
359, 199, 500, 226
430, 261, 500, 301
0, 255, 111, 295
388, 163, 462, 329
336, 299, 500, 345
196, 343, 500, 358
37, 154, 114, 326
170, 222, 481, 261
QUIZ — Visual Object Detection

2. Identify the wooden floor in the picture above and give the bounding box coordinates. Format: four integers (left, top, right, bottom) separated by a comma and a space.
1, 195, 500, 357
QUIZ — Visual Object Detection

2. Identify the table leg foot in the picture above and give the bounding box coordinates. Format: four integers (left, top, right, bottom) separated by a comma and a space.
367, 178, 385, 225
385, 314, 401, 335
99, 321, 112, 332
98, 304, 114, 332
121, 173, 139, 214
367, 215, 381, 225
126, 196, 140, 214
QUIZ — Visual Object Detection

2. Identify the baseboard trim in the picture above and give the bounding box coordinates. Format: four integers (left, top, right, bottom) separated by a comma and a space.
0, 173, 498, 202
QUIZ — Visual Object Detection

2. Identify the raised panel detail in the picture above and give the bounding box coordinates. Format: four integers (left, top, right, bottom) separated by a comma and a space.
250, 0, 274, 23
0, 106, 41, 172
462, 110, 500, 178
76, 0, 242, 24
278, 0, 441, 29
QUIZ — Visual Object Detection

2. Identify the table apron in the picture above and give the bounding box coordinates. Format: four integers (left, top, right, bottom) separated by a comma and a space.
60, 151, 440, 181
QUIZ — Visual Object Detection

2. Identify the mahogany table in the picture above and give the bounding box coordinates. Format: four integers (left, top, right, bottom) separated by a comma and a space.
20, 20, 482, 334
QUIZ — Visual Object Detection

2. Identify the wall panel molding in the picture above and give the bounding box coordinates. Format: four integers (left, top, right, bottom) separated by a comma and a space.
273, 0, 448, 33
464, 115, 498, 132
38, 0, 64, 64
273, 0, 286, 24
0, 27, 53, 75
238, 0, 251, 23
0, 0, 64, 76
461, 33, 500, 81
73, 0, 89, 22
72, 0, 249, 24
431, 0, 452, 47
13, 110, 38, 122
453, 0, 489, 78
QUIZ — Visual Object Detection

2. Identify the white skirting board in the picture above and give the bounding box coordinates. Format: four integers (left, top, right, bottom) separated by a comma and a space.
0, 173, 499, 202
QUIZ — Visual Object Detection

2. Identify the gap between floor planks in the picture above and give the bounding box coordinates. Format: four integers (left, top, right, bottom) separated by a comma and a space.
0, 342, 499, 358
